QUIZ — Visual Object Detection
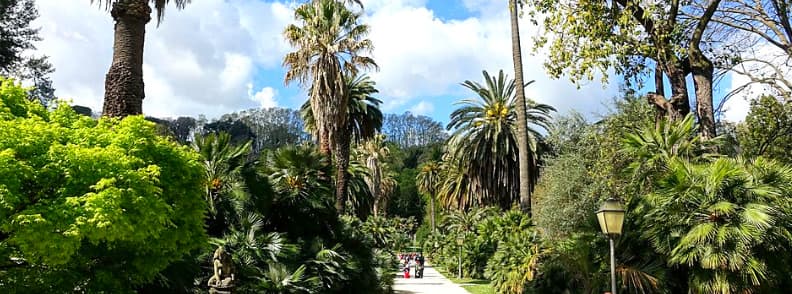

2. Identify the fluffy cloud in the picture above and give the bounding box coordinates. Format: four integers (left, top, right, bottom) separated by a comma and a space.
360, 0, 619, 116
34, 0, 292, 118
409, 101, 434, 115
33, 0, 618, 120
249, 85, 278, 108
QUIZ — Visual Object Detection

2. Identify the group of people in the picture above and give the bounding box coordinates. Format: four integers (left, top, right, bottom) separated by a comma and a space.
398, 253, 425, 279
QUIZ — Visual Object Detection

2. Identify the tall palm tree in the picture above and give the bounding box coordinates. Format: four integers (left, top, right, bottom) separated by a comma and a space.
356, 134, 390, 216
283, 0, 377, 214
91, 0, 189, 117
508, 0, 533, 214
417, 160, 441, 232
443, 70, 554, 210
300, 73, 383, 146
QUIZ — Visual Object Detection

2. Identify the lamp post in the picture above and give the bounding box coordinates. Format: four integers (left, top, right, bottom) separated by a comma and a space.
596, 198, 625, 294
456, 235, 464, 279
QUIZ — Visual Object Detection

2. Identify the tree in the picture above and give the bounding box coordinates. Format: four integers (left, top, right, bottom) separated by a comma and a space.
0, 79, 206, 291
283, 0, 377, 213
509, 0, 535, 215
192, 132, 251, 235
525, 0, 722, 138
416, 161, 441, 232
0, 0, 55, 105
709, 0, 792, 100
301, 73, 383, 145
737, 95, 792, 162
92, 0, 190, 117
639, 157, 792, 292
443, 70, 554, 210
381, 112, 447, 148
356, 134, 391, 217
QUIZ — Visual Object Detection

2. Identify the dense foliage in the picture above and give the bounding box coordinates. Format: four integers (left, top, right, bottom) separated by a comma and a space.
0, 79, 206, 292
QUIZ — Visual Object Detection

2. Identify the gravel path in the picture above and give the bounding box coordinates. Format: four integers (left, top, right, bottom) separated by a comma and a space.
392, 265, 469, 294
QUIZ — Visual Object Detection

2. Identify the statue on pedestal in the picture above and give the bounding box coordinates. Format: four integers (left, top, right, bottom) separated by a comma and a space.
208, 246, 235, 294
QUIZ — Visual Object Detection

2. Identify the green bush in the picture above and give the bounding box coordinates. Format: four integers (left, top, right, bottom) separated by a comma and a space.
0, 78, 207, 292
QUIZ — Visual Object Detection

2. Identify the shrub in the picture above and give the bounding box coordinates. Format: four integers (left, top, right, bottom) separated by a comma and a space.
0, 79, 207, 292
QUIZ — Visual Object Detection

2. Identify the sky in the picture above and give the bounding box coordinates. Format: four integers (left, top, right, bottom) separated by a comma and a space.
32, 0, 756, 124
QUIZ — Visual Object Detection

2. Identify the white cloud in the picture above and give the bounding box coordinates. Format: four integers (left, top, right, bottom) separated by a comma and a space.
409, 101, 434, 115
34, 0, 292, 118
249, 85, 278, 109
361, 0, 619, 115
33, 0, 618, 120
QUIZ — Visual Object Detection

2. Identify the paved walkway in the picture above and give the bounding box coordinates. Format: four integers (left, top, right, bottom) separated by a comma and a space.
393, 265, 470, 294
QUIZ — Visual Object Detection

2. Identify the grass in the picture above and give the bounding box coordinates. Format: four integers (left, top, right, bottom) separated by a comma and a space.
434, 265, 495, 294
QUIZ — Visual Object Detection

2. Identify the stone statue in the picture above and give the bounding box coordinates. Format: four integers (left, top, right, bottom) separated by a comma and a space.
208, 246, 235, 294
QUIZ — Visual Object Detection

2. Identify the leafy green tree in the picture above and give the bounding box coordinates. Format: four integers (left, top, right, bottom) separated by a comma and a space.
737, 95, 792, 163
443, 70, 554, 209
524, 0, 723, 138
91, 0, 190, 117
283, 0, 377, 213
0, 79, 206, 292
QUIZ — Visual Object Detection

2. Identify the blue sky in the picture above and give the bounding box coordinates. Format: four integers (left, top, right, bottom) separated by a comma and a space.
33, 0, 748, 125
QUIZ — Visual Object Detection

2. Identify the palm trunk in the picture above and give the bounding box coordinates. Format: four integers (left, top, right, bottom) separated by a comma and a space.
430, 194, 436, 232
334, 130, 350, 214
102, 0, 150, 117
509, 0, 532, 216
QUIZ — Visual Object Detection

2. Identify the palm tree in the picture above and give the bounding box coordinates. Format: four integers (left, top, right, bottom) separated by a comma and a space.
417, 161, 441, 232
508, 0, 534, 214
301, 73, 383, 149
356, 134, 390, 216
443, 70, 554, 210
91, 0, 189, 117
283, 0, 377, 214
641, 157, 792, 293
192, 132, 251, 235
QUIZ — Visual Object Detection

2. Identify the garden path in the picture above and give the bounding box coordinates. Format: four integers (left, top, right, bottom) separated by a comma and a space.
393, 265, 470, 294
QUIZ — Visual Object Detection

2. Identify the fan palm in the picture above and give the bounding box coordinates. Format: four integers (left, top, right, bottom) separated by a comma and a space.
417, 160, 441, 232
640, 157, 792, 293
444, 70, 554, 210
259, 145, 333, 210
192, 132, 251, 232
91, 0, 189, 117
443, 207, 495, 236
284, 0, 377, 214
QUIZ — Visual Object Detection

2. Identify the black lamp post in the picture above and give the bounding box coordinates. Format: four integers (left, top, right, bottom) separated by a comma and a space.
596, 198, 625, 294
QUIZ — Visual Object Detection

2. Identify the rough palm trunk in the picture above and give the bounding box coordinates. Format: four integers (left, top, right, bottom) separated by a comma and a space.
430, 193, 436, 232
509, 0, 532, 215
334, 128, 350, 214
319, 129, 331, 155
102, 0, 150, 117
